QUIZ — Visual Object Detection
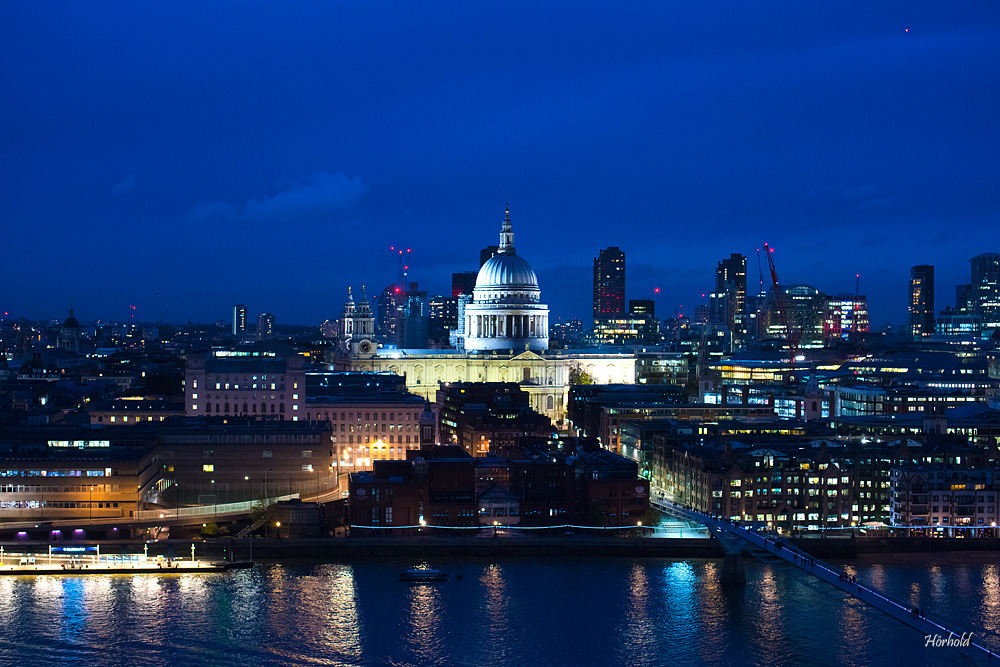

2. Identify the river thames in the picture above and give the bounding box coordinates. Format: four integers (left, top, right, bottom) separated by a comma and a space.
0, 554, 996, 666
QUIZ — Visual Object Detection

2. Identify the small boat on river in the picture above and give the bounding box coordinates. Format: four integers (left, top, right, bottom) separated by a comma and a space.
399, 567, 448, 582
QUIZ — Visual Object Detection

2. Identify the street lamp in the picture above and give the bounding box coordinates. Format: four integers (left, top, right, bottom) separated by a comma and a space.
493, 520, 499, 537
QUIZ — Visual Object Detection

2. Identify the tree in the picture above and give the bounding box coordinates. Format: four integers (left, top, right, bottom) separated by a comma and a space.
200, 522, 225, 537
249, 499, 272, 525
568, 364, 594, 385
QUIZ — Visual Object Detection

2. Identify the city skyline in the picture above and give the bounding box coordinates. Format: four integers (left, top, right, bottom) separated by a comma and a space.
3, 4, 999, 326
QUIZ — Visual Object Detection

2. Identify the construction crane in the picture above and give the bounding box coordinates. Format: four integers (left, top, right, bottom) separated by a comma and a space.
763, 243, 801, 365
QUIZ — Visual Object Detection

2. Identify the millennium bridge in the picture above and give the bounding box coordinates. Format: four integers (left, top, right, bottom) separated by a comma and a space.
652, 495, 1000, 664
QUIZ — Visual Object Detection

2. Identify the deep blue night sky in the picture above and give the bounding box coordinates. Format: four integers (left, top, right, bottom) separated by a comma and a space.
3, 3, 999, 327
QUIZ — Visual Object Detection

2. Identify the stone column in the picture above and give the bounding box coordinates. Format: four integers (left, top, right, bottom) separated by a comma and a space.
721, 553, 746, 585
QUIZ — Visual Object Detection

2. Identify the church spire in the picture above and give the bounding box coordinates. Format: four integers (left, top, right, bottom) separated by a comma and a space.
499, 203, 515, 254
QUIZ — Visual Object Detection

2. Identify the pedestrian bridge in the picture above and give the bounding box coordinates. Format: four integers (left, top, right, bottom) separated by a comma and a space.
653, 498, 1000, 664
0, 494, 301, 534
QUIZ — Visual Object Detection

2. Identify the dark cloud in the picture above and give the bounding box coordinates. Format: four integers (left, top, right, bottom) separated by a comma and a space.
189, 171, 368, 226
0, 4, 998, 324
110, 175, 136, 195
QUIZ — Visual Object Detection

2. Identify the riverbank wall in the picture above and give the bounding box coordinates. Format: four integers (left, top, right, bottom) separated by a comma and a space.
3, 535, 999, 562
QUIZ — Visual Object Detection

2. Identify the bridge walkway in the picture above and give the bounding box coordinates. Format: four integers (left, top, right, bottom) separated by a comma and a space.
661, 500, 1000, 664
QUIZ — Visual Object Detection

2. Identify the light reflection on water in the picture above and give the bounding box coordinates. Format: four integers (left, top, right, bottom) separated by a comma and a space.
981, 564, 1000, 640
0, 556, 995, 666
404, 574, 445, 664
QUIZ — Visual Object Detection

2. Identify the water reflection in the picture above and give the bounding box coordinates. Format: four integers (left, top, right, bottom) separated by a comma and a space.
0, 557, 994, 666
695, 560, 734, 663
752, 566, 786, 649
317, 565, 363, 664
867, 561, 887, 590
836, 593, 870, 665
908, 580, 922, 608
403, 572, 446, 664
614, 562, 655, 666
980, 564, 1000, 637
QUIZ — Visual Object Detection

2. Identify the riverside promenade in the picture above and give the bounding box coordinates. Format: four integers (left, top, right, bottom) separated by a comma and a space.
222, 534, 724, 559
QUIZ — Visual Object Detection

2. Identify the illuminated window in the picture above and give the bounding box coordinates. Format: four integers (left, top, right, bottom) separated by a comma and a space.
203, 464, 214, 472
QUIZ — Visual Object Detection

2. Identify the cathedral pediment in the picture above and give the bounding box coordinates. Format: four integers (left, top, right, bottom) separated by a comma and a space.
511, 350, 546, 362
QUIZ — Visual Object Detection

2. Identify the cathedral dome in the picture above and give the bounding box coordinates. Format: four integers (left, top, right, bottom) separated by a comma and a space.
463, 206, 549, 353
476, 252, 538, 290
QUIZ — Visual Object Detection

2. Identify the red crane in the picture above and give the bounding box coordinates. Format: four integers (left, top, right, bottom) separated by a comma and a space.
763, 243, 800, 363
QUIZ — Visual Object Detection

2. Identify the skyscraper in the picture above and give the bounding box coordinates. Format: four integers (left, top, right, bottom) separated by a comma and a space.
825, 294, 869, 341
452, 271, 477, 297
233, 304, 247, 337
376, 284, 402, 345
593, 247, 626, 318
257, 313, 275, 341
970, 253, 1000, 336
399, 282, 430, 349
709, 253, 747, 346
479, 245, 500, 268
909, 265, 934, 340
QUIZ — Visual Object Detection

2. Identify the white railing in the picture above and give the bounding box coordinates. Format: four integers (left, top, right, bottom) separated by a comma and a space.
133, 494, 298, 521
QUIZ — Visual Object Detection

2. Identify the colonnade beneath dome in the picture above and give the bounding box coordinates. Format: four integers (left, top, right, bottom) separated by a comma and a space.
467, 313, 548, 340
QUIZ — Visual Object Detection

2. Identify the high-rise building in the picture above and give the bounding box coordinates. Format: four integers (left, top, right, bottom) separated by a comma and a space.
376, 284, 402, 345
709, 253, 747, 349
399, 282, 430, 349
479, 246, 499, 268
452, 271, 478, 297
628, 299, 655, 317
593, 247, 626, 318
970, 253, 1000, 337
233, 305, 247, 337
909, 265, 935, 340
257, 313, 275, 341
824, 295, 869, 341
764, 284, 827, 348
429, 295, 458, 347
593, 301, 660, 346
956, 284, 972, 312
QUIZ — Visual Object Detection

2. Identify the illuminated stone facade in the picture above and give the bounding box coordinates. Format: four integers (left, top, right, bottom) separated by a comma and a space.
335, 207, 637, 424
